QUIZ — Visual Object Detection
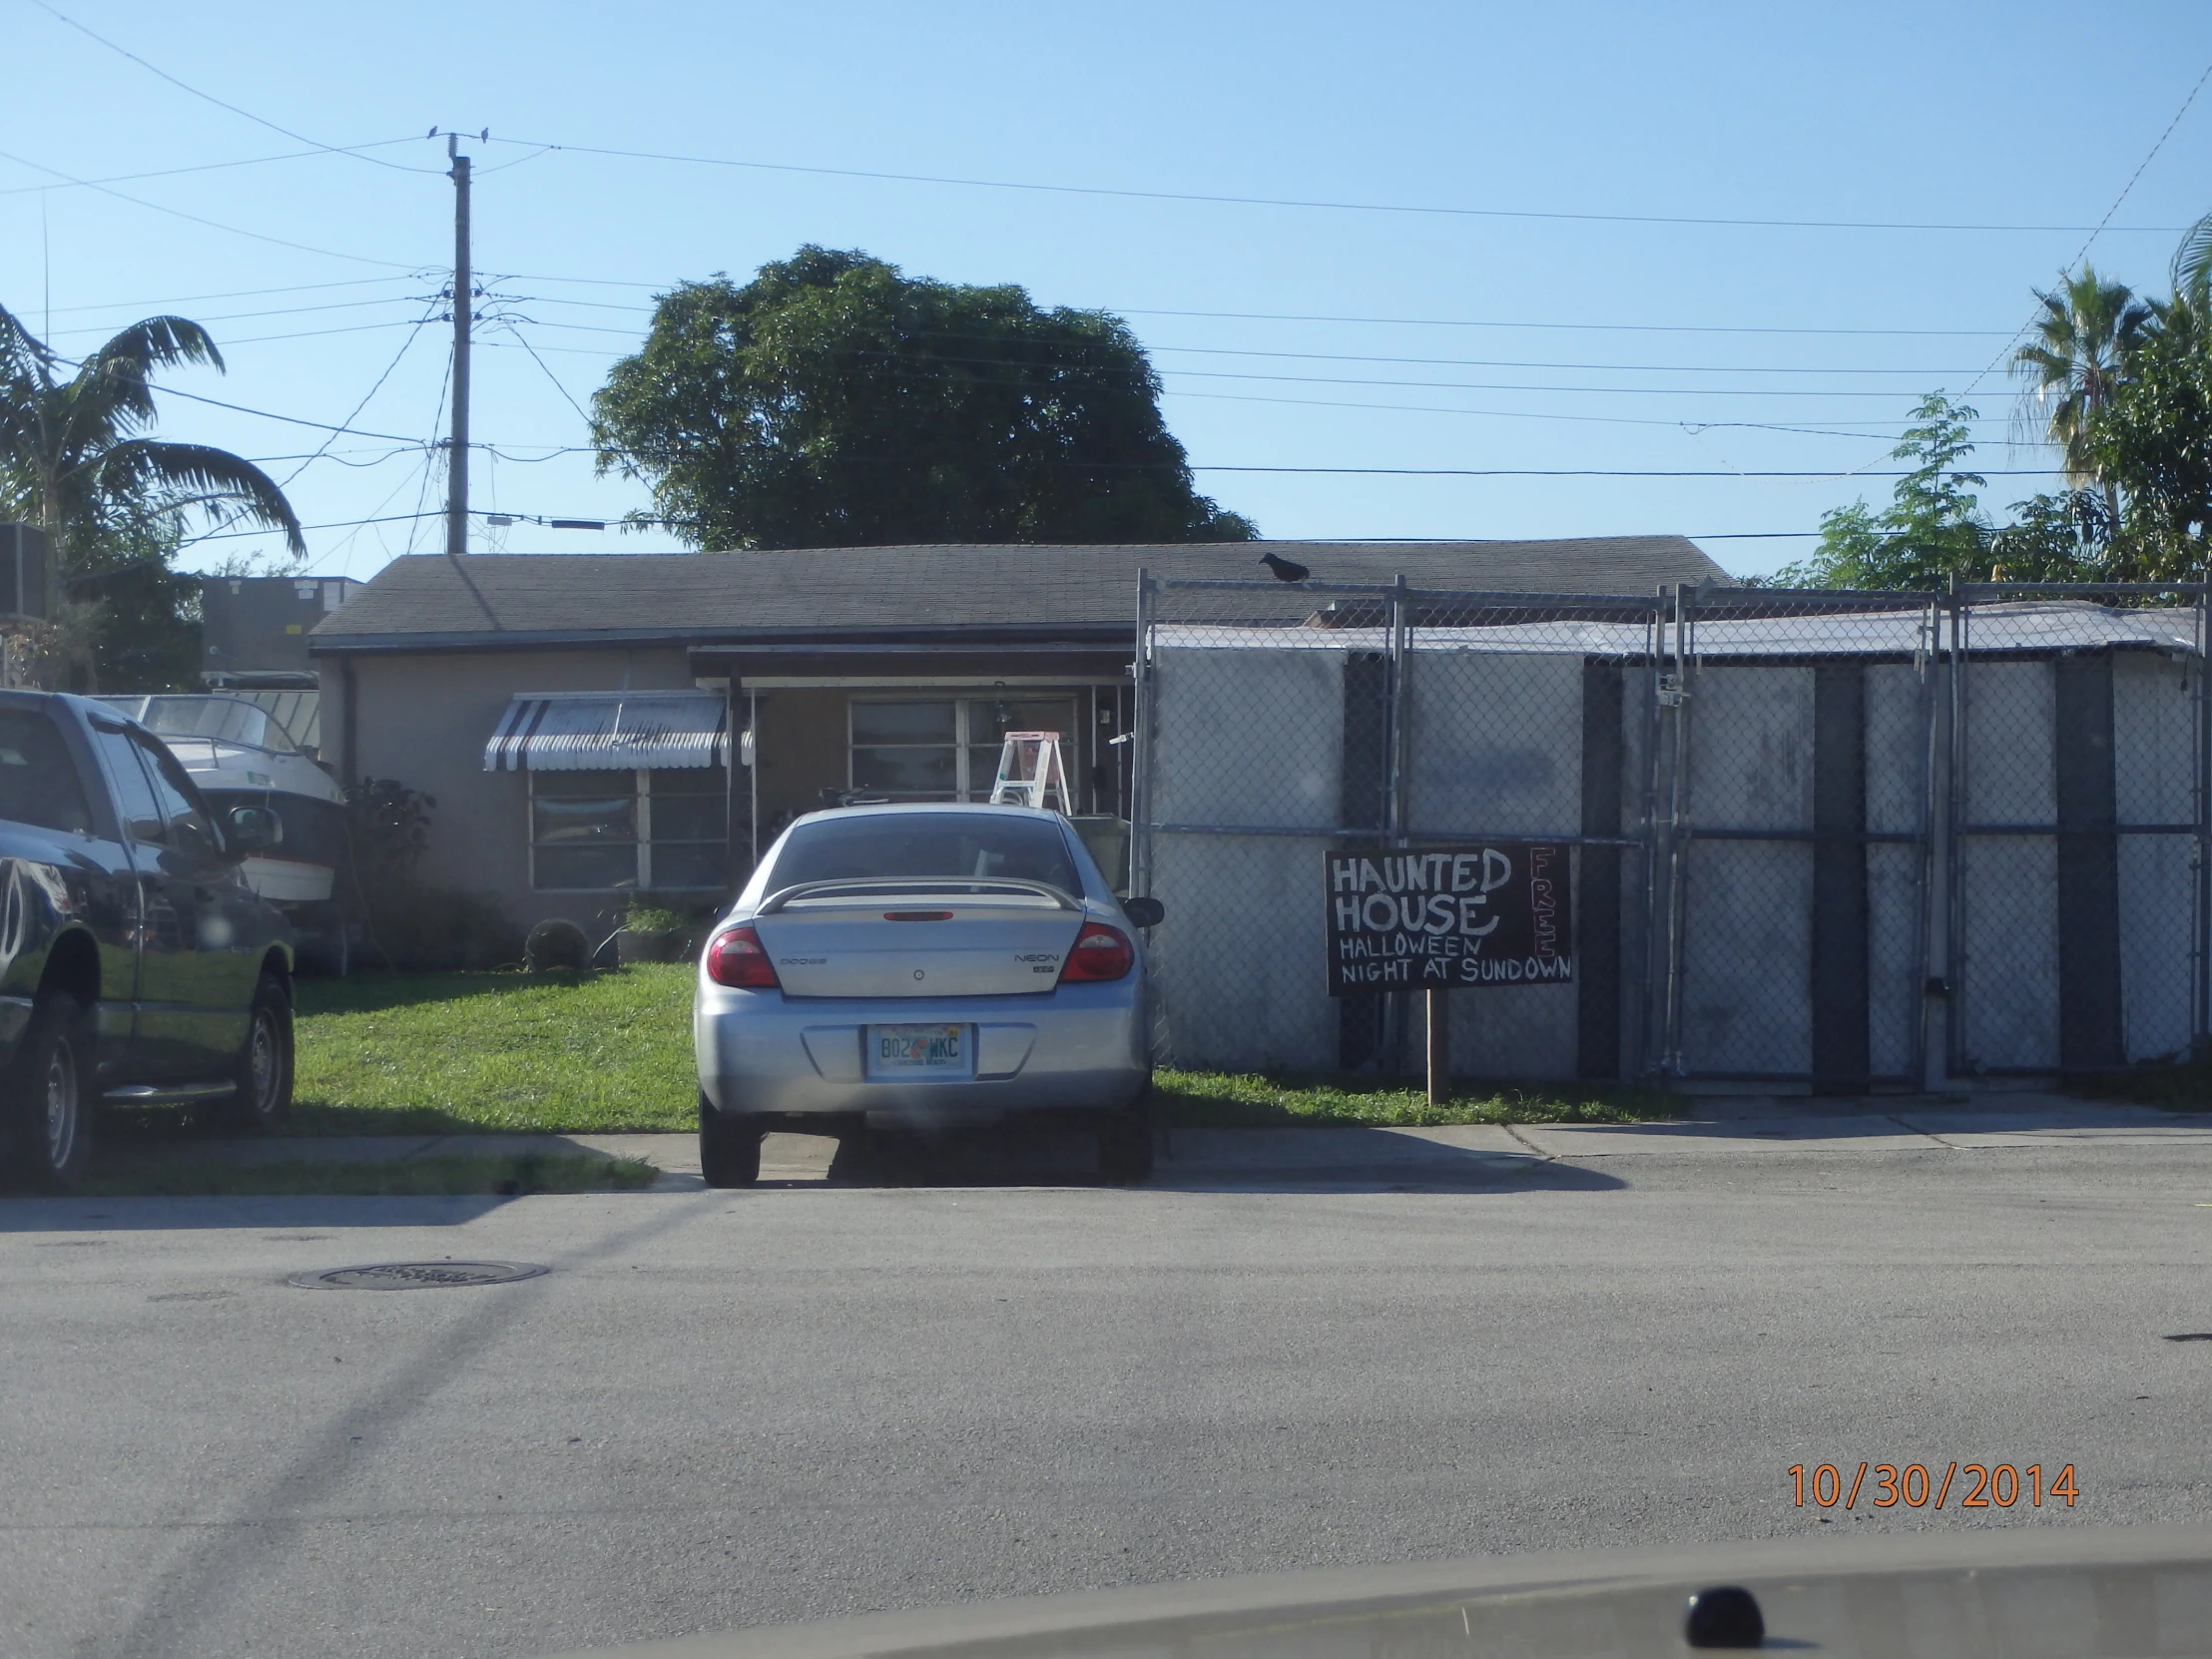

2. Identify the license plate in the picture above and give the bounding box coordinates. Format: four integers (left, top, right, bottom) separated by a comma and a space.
866, 1023, 972, 1078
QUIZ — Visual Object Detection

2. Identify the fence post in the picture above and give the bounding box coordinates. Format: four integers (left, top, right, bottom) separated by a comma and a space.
2197, 581, 2211, 1056
1385, 573, 1413, 1073
1658, 580, 1694, 1076
1130, 568, 1153, 900
1911, 594, 1944, 1092
1943, 576, 1968, 1079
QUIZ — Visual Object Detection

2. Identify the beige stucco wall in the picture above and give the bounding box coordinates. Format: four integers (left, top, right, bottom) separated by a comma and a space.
326, 645, 703, 937
320, 649, 1132, 940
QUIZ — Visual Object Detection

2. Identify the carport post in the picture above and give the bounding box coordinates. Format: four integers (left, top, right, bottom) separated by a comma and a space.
1425, 986, 1449, 1105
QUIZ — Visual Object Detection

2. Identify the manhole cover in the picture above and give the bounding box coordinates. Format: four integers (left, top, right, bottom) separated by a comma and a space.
289, 1261, 548, 1291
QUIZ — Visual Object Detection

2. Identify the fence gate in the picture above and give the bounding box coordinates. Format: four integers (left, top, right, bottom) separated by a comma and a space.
1654, 589, 1940, 1088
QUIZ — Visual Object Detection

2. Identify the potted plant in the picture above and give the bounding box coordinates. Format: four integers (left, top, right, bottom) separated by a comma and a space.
616, 896, 694, 965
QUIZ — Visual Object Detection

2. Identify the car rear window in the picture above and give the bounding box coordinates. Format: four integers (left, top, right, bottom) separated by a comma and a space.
0, 710, 95, 835
769, 813, 1080, 894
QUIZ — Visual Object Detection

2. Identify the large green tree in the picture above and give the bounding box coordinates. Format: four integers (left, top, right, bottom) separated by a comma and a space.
0, 303, 303, 690
592, 247, 1256, 549
1767, 393, 2104, 589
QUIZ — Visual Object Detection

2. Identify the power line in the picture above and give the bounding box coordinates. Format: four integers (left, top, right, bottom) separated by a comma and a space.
474, 332, 2013, 436
484, 280, 2026, 337
1160, 386, 2016, 437
1967, 52, 2212, 395
1180, 464, 2059, 478
0, 143, 416, 269
121, 381, 425, 443
31, 276, 420, 317
0, 138, 437, 196
190, 514, 1835, 549
497, 322, 598, 428
487, 323, 2002, 398
38, 294, 432, 338
481, 133, 2196, 236
22, 0, 442, 174
1114, 305, 2021, 338
177, 313, 435, 552
498, 309, 1992, 375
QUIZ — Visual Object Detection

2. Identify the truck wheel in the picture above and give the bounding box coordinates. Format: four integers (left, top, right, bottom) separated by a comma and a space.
211, 973, 293, 1134
7, 993, 92, 1191
699, 1093, 762, 1188
1097, 1098, 1155, 1185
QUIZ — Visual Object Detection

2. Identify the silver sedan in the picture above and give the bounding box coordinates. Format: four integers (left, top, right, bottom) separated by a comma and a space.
693, 804, 1162, 1186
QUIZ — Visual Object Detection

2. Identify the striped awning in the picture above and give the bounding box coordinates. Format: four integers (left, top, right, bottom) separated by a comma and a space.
483, 692, 729, 772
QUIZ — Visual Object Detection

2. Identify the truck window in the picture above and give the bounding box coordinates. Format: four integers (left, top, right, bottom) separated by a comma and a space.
90, 727, 167, 844
134, 734, 221, 860
0, 710, 95, 835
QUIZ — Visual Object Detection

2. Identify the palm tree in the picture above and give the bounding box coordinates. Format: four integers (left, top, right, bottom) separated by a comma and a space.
2010, 266, 2152, 517
0, 302, 303, 685
2177, 209, 2212, 312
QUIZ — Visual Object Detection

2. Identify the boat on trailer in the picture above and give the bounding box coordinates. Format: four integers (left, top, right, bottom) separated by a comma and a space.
97, 693, 354, 974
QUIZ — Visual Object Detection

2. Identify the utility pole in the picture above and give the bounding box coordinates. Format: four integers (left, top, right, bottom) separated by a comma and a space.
445, 133, 472, 558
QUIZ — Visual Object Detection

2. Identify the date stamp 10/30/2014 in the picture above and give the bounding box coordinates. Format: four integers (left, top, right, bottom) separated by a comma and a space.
1791, 1462, 2079, 1511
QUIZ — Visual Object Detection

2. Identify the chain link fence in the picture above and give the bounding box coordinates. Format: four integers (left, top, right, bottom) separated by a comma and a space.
1130, 573, 2212, 1091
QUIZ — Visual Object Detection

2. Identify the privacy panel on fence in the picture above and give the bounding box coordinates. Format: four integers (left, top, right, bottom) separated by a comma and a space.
1146, 643, 1348, 1072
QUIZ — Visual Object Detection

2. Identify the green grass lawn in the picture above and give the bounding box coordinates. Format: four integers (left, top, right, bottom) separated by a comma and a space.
290, 966, 1673, 1134
292, 965, 699, 1133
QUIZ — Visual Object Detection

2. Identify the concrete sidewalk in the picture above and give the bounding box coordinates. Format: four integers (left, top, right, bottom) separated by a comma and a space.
103, 1093, 2212, 1190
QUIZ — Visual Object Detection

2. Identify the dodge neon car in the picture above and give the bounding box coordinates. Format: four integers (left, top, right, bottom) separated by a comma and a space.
693, 805, 1163, 1186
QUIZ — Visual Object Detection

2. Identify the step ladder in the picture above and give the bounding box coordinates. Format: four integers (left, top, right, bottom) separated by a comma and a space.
988, 731, 1073, 814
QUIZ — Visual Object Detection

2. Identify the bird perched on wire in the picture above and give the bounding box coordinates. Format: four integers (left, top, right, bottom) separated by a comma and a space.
1259, 551, 1312, 582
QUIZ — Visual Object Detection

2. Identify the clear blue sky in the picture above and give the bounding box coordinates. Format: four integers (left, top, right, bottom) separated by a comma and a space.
6, 0, 2211, 580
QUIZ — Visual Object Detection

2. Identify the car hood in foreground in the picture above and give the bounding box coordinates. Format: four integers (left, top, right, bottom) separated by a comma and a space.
545, 1526, 2212, 1659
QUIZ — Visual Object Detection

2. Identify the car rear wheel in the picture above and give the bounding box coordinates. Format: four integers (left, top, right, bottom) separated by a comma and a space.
699, 1094, 763, 1187
209, 973, 293, 1134
7, 993, 92, 1192
1097, 1097, 1155, 1185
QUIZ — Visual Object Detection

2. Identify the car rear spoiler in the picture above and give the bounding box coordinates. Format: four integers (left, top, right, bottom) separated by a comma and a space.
756, 878, 1083, 915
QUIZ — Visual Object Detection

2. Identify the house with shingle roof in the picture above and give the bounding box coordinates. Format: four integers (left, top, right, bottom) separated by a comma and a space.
310, 537, 1730, 935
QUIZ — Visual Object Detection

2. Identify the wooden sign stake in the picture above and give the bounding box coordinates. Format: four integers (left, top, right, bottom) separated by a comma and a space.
1425, 986, 1449, 1106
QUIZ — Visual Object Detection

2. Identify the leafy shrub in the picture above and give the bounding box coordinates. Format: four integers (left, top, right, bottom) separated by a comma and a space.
622, 896, 691, 933
341, 775, 519, 969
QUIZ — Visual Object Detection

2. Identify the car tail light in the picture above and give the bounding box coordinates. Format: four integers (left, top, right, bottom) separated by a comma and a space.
704, 925, 780, 989
1058, 920, 1135, 983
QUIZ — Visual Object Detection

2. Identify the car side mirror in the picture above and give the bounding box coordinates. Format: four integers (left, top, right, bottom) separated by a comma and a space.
1123, 895, 1164, 928
227, 805, 282, 857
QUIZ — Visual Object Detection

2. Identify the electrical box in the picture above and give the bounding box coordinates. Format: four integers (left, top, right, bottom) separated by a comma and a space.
0, 523, 49, 621
200, 576, 359, 674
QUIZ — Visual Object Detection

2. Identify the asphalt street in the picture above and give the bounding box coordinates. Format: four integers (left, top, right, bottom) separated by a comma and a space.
5, 1119, 2212, 1659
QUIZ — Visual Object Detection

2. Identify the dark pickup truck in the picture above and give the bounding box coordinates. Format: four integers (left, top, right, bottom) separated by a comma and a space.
0, 690, 297, 1189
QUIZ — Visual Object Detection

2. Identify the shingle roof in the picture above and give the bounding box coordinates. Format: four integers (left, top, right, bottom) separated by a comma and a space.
310, 538, 1733, 650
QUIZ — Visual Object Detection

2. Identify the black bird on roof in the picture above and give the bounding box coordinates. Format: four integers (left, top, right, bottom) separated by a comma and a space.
1259, 551, 1312, 582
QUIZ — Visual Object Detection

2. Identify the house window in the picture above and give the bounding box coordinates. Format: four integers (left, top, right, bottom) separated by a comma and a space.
849, 697, 1080, 802
530, 768, 728, 891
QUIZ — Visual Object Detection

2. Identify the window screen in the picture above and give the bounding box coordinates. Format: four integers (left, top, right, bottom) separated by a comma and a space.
647, 769, 728, 890
849, 697, 1080, 803
531, 770, 638, 890
529, 768, 730, 891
